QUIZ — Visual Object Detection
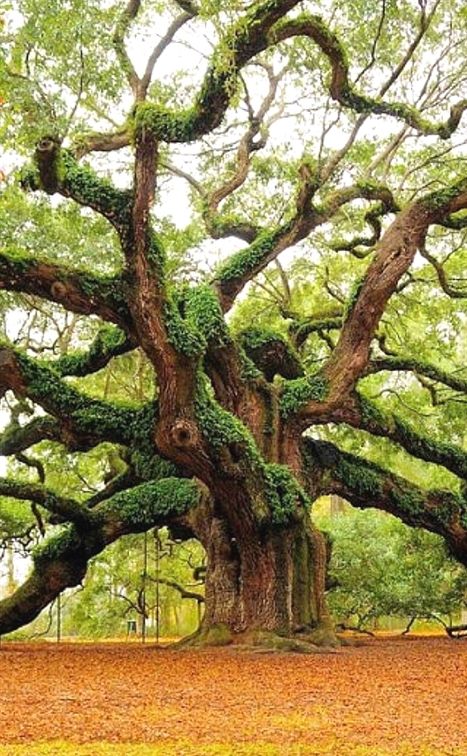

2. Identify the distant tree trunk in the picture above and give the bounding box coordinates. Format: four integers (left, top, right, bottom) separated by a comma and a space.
6, 547, 16, 595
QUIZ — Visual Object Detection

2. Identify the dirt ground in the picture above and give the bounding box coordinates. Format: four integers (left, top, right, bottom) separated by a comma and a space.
0, 636, 465, 755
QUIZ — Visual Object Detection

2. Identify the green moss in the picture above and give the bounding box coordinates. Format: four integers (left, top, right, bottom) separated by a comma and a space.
238, 327, 303, 382
194, 373, 260, 463
0, 247, 36, 274
33, 524, 81, 564
128, 404, 179, 481
133, 103, 199, 143
55, 325, 129, 376
359, 395, 389, 428
184, 284, 229, 346
164, 297, 205, 357
146, 232, 167, 280
217, 226, 291, 283
60, 151, 132, 224
422, 183, 465, 211
280, 374, 328, 418
239, 327, 285, 351
344, 275, 366, 318
103, 477, 200, 529
164, 285, 229, 357
334, 457, 383, 498
265, 463, 309, 524
388, 487, 425, 516
237, 345, 262, 381
15, 350, 137, 443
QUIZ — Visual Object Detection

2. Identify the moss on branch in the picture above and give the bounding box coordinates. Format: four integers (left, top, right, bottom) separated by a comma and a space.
0, 248, 131, 326
132, 1, 299, 144
54, 326, 134, 377
280, 374, 329, 418
2, 346, 138, 446
303, 438, 467, 556
24, 140, 132, 231
237, 328, 303, 381
356, 394, 467, 480
101, 477, 201, 529
265, 463, 309, 524
270, 14, 467, 140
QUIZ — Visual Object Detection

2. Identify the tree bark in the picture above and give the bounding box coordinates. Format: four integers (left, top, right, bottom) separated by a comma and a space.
183, 507, 335, 648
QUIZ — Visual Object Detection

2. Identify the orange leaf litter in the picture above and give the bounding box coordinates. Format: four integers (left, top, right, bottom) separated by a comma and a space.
0, 636, 465, 753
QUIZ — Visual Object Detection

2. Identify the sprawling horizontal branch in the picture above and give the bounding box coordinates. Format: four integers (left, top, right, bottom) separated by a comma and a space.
0, 477, 92, 524
365, 356, 467, 395
303, 437, 467, 566
0, 345, 138, 450
52, 326, 136, 377
0, 248, 131, 329
0, 476, 206, 635
0, 417, 62, 456
349, 393, 467, 481
291, 315, 343, 349
270, 14, 467, 139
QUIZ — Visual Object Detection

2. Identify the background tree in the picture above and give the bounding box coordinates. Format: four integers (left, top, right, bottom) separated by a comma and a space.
316, 507, 467, 635
0, 0, 466, 650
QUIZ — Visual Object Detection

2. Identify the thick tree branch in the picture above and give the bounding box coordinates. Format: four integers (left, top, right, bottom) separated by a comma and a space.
23, 140, 132, 235
303, 437, 467, 567
322, 180, 467, 401
365, 356, 467, 395
132, 0, 301, 143
0, 478, 93, 524
347, 393, 467, 481
214, 181, 395, 310
0, 476, 206, 635
0, 417, 62, 456
52, 325, 136, 377
0, 248, 131, 329
0, 345, 138, 448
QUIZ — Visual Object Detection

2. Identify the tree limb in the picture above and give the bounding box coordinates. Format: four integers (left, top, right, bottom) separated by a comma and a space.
270, 13, 467, 139
0, 248, 132, 329
302, 437, 467, 567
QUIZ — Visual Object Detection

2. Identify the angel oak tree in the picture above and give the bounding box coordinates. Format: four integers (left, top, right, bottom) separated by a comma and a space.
0, 0, 467, 649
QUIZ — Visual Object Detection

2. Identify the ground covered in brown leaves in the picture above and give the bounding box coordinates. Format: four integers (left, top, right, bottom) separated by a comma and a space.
0, 636, 465, 755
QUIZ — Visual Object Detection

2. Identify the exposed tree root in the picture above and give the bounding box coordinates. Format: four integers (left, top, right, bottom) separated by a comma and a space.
171, 624, 340, 654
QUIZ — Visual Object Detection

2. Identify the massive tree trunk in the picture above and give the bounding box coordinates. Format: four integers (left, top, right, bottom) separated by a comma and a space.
178, 487, 335, 649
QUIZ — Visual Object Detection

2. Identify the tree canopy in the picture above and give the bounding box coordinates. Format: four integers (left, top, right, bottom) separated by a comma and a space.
0, 0, 466, 648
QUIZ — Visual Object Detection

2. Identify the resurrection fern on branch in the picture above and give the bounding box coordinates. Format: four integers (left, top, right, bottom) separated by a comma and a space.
0, 0, 466, 649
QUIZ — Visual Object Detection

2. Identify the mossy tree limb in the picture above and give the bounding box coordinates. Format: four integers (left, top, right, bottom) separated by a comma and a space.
24, 139, 133, 235
365, 356, 467, 395
270, 14, 467, 139
0, 249, 132, 330
348, 393, 467, 482
0, 477, 93, 525
302, 437, 467, 566
0, 476, 206, 636
0, 345, 140, 449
